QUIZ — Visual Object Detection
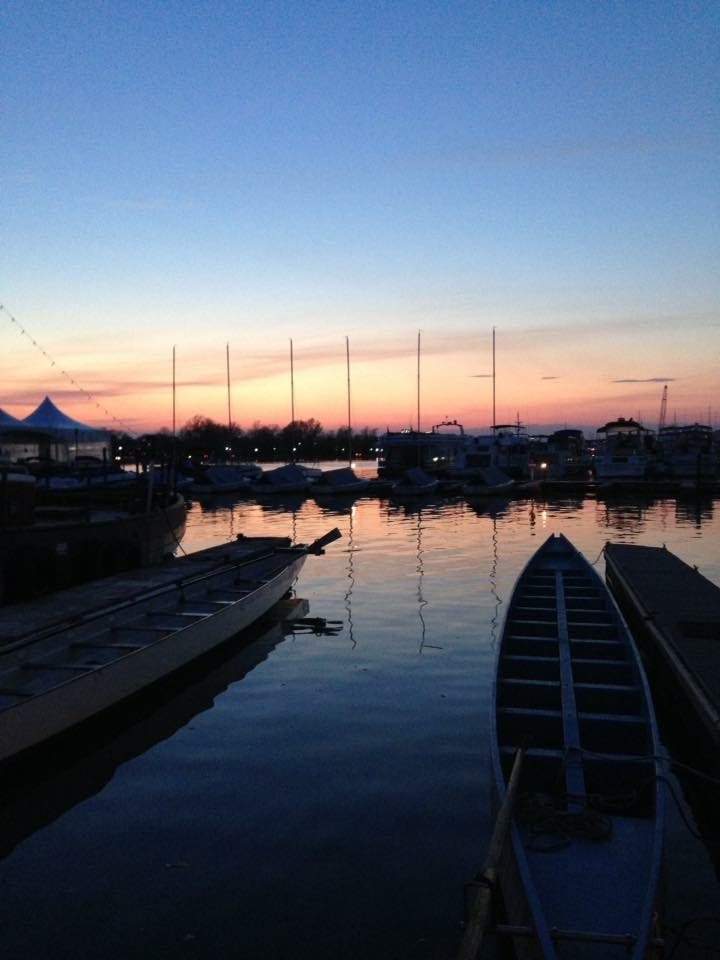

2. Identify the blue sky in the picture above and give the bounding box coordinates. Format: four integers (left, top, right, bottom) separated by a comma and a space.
2, 1, 718, 433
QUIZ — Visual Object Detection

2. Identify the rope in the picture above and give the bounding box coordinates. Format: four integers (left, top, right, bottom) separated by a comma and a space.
515, 792, 613, 851
580, 747, 720, 788
161, 493, 188, 557
577, 747, 720, 845
590, 541, 609, 566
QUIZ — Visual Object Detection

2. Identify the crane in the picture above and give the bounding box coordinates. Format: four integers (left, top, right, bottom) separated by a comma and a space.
658, 384, 668, 432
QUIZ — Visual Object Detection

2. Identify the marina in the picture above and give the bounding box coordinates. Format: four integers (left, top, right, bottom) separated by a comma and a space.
0, 475, 718, 959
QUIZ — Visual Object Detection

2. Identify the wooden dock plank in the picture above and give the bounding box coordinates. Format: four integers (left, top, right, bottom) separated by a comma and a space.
605, 542, 720, 747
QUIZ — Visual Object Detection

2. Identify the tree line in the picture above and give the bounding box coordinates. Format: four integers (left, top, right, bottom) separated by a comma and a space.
114, 416, 381, 465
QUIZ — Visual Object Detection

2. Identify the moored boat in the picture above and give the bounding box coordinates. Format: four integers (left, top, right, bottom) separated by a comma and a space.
378, 420, 474, 478
656, 423, 718, 484
187, 462, 261, 495
489, 533, 664, 958
593, 418, 653, 481
462, 465, 516, 497
312, 466, 370, 496
250, 463, 312, 495
392, 466, 439, 496
0, 480, 188, 604
0, 528, 341, 769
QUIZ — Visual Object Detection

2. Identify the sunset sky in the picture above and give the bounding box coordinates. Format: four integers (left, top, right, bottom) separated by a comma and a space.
2, 1, 718, 437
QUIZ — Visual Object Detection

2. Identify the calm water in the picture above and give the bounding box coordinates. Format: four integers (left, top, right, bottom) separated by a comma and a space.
1, 468, 719, 960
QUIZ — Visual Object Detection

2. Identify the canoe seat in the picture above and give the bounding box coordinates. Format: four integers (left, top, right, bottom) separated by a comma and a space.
574, 681, 643, 715
497, 706, 563, 750
501, 654, 560, 681
578, 712, 651, 755
498, 678, 561, 711
567, 621, 620, 639
507, 619, 558, 638
503, 635, 559, 657
572, 658, 636, 685
570, 637, 626, 658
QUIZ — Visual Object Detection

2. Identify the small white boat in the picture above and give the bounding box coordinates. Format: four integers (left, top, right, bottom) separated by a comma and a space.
463, 466, 516, 497
312, 467, 370, 496
250, 464, 312, 495
296, 464, 323, 480
0, 528, 341, 769
188, 463, 261, 495
392, 466, 439, 496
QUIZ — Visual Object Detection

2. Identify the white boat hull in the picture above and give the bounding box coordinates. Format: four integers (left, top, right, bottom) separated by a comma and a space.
0, 539, 309, 766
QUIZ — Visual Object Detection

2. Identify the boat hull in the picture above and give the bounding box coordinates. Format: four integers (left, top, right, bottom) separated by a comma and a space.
491, 534, 664, 959
0, 538, 307, 767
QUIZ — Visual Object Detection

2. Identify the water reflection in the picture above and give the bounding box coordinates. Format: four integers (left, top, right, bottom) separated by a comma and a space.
414, 506, 435, 654
345, 506, 356, 649
0, 603, 305, 861
675, 495, 714, 528
488, 511, 502, 650
593, 496, 651, 537
7, 488, 718, 960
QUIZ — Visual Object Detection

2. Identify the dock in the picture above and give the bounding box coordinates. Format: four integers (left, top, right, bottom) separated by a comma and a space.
605, 542, 720, 749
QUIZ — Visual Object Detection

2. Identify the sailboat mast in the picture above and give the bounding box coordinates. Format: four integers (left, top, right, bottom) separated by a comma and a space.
172, 345, 176, 437
492, 326, 496, 428
290, 338, 295, 462
226, 342, 232, 432
346, 336, 352, 467
417, 329, 421, 432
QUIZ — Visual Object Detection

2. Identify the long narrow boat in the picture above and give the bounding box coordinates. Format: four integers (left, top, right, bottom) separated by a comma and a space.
491, 533, 664, 959
0, 528, 340, 769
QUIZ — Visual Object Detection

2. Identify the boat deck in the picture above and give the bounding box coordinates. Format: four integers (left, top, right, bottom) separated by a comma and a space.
0, 536, 291, 647
605, 542, 720, 747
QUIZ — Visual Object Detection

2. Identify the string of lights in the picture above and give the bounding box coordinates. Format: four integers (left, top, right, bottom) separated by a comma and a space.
1, 303, 134, 434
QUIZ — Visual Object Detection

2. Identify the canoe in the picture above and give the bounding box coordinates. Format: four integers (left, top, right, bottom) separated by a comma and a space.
491, 533, 664, 959
0, 528, 340, 769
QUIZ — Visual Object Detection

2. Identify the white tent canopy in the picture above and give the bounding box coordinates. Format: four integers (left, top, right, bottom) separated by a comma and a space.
0, 397, 111, 463
22, 396, 109, 443
0, 407, 23, 428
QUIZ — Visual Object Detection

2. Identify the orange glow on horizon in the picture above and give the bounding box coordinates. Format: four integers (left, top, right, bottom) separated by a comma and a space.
2, 320, 716, 436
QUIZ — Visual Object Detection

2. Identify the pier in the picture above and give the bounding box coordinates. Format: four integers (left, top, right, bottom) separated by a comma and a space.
605, 543, 720, 750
